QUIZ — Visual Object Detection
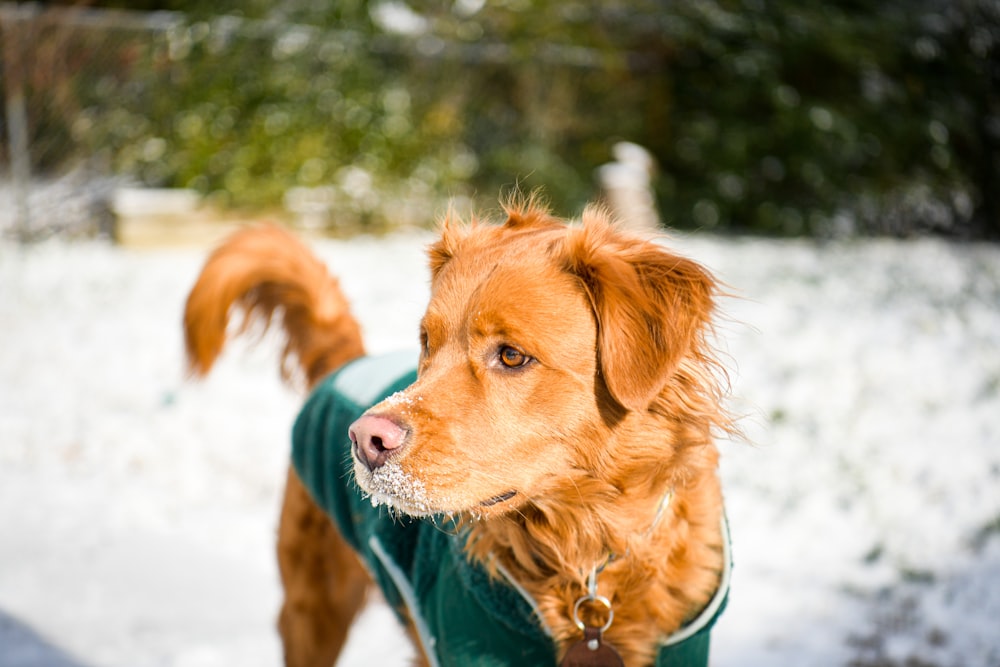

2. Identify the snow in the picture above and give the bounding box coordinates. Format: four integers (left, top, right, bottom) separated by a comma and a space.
1, 229, 999, 667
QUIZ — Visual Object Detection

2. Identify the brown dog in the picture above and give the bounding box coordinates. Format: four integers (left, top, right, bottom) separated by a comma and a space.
183, 198, 733, 667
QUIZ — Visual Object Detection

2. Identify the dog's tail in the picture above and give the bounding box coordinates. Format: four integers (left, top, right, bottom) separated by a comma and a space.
183, 225, 365, 390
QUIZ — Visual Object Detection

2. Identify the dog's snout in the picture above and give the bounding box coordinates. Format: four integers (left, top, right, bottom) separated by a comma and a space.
349, 414, 407, 471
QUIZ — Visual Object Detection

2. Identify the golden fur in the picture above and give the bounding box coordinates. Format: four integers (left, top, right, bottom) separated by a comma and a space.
184, 198, 731, 667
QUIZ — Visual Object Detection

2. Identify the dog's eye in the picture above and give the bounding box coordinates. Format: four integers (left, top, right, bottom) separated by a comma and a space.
498, 346, 529, 369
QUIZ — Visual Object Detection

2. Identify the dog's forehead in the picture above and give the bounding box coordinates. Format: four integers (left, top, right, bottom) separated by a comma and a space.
424, 224, 592, 337
432, 223, 565, 290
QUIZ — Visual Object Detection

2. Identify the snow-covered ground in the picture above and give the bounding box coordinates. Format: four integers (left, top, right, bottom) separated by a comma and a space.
1, 226, 998, 667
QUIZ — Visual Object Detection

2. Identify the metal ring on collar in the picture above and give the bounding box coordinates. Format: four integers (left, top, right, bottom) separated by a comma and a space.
572, 594, 614, 633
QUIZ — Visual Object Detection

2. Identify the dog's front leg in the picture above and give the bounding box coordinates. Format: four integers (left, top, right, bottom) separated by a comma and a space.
277, 468, 370, 667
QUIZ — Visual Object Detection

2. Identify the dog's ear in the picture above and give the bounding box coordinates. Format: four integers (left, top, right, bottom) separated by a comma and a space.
428, 210, 471, 279
563, 208, 717, 412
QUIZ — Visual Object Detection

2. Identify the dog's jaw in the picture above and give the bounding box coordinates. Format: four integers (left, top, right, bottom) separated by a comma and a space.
354, 455, 523, 518
353, 458, 437, 516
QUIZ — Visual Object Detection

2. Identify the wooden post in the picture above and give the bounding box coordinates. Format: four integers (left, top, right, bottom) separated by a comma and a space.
1, 3, 36, 242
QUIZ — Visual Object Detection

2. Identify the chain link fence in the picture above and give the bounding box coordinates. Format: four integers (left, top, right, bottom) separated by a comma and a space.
0, 4, 186, 240
3, 2, 996, 242
0, 3, 633, 242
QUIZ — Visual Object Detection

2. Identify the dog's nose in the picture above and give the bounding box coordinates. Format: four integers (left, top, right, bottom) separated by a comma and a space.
349, 414, 407, 471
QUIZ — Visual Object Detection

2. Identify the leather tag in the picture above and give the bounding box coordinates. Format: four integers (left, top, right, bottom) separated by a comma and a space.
559, 627, 625, 667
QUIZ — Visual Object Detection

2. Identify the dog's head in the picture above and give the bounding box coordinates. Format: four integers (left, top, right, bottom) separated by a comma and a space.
349, 201, 718, 517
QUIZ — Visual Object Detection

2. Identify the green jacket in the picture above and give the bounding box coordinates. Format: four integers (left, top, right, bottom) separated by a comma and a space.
292, 352, 731, 667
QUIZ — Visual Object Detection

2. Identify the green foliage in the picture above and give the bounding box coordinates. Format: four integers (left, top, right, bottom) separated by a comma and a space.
646, 0, 998, 238
19, 0, 1000, 236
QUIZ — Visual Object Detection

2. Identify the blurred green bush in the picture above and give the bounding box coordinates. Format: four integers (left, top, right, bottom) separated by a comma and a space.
9, 0, 998, 237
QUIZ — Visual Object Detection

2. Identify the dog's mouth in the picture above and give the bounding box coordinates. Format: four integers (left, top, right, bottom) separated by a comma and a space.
480, 490, 518, 507
353, 450, 520, 515
354, 458, 436, 516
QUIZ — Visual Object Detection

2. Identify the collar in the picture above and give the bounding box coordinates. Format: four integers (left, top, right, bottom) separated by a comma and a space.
487, 486, 731, 650
572, 487, 675, 631
490, 513, 732, 662
583, 487, 676, 585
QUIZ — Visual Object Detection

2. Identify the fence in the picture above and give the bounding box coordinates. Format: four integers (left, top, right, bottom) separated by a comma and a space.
0, 4, 185, 240
2, 2, 995, 241
0, 3, 638, 242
